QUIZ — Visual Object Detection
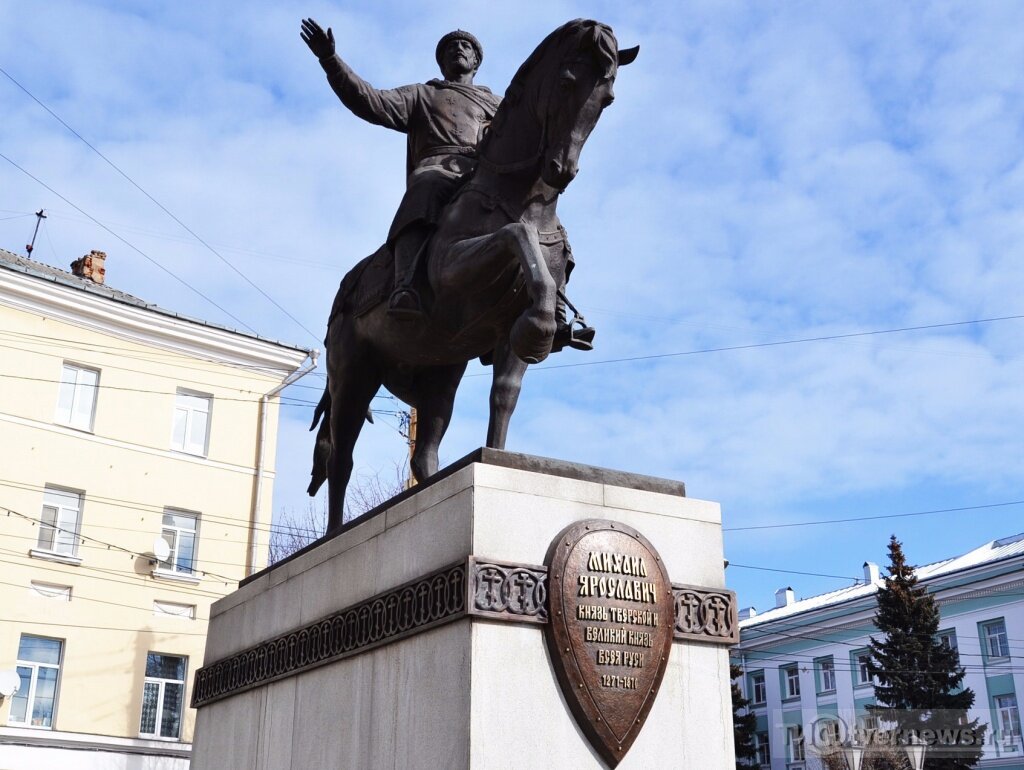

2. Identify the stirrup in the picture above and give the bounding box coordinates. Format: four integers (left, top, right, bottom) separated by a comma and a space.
551, 322, 595, 353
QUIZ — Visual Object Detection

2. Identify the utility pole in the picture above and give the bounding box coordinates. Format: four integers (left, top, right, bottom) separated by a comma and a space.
405, 407, 417, 489
25, 209, 46, 258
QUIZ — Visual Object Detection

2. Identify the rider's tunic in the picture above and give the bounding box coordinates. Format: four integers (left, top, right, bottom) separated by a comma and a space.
319, 55, 501, 242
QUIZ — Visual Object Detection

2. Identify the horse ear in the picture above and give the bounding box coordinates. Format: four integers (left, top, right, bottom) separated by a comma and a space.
617, 45, 639, 66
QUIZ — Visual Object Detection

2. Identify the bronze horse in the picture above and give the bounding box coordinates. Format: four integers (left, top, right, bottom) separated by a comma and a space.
309, 20, 637, 533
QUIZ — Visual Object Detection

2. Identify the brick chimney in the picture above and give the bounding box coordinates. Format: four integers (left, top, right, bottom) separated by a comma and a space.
70, 250, 107, 285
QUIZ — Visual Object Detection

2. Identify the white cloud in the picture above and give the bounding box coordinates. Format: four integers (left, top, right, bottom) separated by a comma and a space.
2, 1, 1023, 604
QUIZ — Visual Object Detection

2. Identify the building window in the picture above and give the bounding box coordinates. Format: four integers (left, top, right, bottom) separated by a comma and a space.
784, 665, 800, 699
54, 363, 99, 431
855, 652, 872, 685
814, 718, 841, 747
983, 620, 1010, 659
751, 670, 766, 704
754, 731, 770, 765
856, 714, 880, 743
8, 635, 62, 728
139, 653, 187, 739
159, 510, 198, 575
36, 488, 82, 557
171, 390, 211, 456
938, 629, 959, 662
817, 657, 836, 693
787, 724, 805, 761
996, 694, 1021, 746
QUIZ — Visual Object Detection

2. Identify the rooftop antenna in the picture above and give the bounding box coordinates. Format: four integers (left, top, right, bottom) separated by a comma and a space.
25, 209, 46, 259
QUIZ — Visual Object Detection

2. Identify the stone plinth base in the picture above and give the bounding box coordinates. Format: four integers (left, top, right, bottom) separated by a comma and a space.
191, 450, 735, 769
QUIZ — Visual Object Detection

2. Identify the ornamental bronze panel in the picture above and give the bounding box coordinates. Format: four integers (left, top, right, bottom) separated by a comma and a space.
544, 520, 674, 768
191, 561, 467, 708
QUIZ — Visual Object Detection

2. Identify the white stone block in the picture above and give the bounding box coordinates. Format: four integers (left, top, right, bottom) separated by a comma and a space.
194, 452, 735, 769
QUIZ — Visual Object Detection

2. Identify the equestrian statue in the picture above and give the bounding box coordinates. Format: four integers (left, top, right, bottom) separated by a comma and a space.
303, 18, 638, 534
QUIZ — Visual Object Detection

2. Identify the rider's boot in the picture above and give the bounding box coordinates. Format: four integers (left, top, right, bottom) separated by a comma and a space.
387, 226, 428, 320
551, 295, 596, 353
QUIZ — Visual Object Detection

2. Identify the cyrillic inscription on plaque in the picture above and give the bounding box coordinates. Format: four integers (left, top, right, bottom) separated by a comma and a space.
544, 520, 674, 768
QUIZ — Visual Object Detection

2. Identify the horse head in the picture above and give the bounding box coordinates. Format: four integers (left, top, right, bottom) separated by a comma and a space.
491, 19, 639, 190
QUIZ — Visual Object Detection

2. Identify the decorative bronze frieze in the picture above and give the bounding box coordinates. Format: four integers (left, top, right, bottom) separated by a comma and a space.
467, 557, 548, 623
673, 583, 739, 644
544, 520, 675, 768
193, 552, 736, 710
466, 558, 738, 645
191, 562, 467, 708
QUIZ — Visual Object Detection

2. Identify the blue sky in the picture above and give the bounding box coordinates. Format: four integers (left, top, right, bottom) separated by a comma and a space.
2, 1, 1022, 608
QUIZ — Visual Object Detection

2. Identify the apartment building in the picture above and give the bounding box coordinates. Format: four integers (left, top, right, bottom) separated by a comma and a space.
734, 533, 1024, 769
0, 247, 314, 768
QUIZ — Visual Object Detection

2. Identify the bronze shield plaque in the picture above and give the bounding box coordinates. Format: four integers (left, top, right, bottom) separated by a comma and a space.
544, 520, 674, 767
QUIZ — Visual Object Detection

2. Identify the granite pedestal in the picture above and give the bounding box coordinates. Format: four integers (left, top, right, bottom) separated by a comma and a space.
190, 450, 736, 769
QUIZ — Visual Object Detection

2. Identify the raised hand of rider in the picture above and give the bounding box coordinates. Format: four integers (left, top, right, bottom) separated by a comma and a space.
301, 18, 335, 60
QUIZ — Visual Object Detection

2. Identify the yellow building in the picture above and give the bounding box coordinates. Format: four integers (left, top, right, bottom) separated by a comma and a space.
0, 248, 314, 768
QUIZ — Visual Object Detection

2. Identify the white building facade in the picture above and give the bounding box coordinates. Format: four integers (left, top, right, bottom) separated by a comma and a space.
734, 533, 1024, 770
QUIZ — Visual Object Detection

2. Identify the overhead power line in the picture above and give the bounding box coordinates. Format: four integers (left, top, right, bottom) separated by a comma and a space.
516, 313, 1024, 373
1, 503, 240, 583
727, 563, 860, 581
0, 65, 321, 345
0, 150, 256, 333
724, 500, 1024, 532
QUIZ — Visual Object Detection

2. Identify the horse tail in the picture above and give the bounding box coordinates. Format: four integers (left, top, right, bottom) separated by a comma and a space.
307, 387, 332, 496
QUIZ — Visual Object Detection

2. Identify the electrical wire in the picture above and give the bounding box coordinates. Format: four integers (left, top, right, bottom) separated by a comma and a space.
728, 563, 861, 581
0, 547, 231, 598
0, 151, 257, 333
459, 313, 1024, 376
0, 65, 321, 345
1, 504, 241, 583
723, 500, 1024, 532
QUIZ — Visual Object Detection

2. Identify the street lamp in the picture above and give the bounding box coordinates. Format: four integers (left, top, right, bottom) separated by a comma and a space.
905, 733, 927, 770
840, 742, 864, 770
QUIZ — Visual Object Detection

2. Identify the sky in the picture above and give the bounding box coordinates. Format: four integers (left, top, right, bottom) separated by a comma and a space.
2, 1, 1022, 610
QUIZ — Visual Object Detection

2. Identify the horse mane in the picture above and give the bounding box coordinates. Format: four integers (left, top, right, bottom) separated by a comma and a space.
489, 19, 619, 133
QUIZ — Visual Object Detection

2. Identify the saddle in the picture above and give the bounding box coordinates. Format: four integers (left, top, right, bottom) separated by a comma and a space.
327, 244, 393, 330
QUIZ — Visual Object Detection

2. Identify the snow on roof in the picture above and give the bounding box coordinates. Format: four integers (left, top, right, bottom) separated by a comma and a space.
739, 532, 1024, 629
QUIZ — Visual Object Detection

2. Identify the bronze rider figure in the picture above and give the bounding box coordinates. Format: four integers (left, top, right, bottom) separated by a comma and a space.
301, 18, 593, 351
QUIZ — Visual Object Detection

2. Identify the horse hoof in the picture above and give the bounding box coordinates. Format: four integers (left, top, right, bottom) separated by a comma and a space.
511, 313, 555, 364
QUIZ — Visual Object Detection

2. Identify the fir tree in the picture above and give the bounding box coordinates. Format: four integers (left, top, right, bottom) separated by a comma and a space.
867, 536, 986, 769
731, 663, 758, 768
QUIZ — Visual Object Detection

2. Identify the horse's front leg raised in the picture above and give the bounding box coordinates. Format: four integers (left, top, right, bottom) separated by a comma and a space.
487, 335, 529, 449
499, 223, 557, 363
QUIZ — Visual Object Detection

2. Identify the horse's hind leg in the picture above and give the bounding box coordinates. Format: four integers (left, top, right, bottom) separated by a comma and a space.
486, 335, 528, 449
325, 347, 380, 536
410, 363, 467, 482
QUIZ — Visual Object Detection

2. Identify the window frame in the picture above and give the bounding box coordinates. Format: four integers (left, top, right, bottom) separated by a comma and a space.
54, 362, 100, 432
7, 634, 63, 729
750, 669, 767, 705
783, 664, 801, 699
35, 487, 83, 558
983, 620, 1010, 660
158, 509, 200, 576
816, 656, 836, 694
853, 649, 873, 686
138, 652, 188, 740
787, 724, 805, 761
170, 389, 212, 457
995, 694, 1021, 746
754, 731, 771, 765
